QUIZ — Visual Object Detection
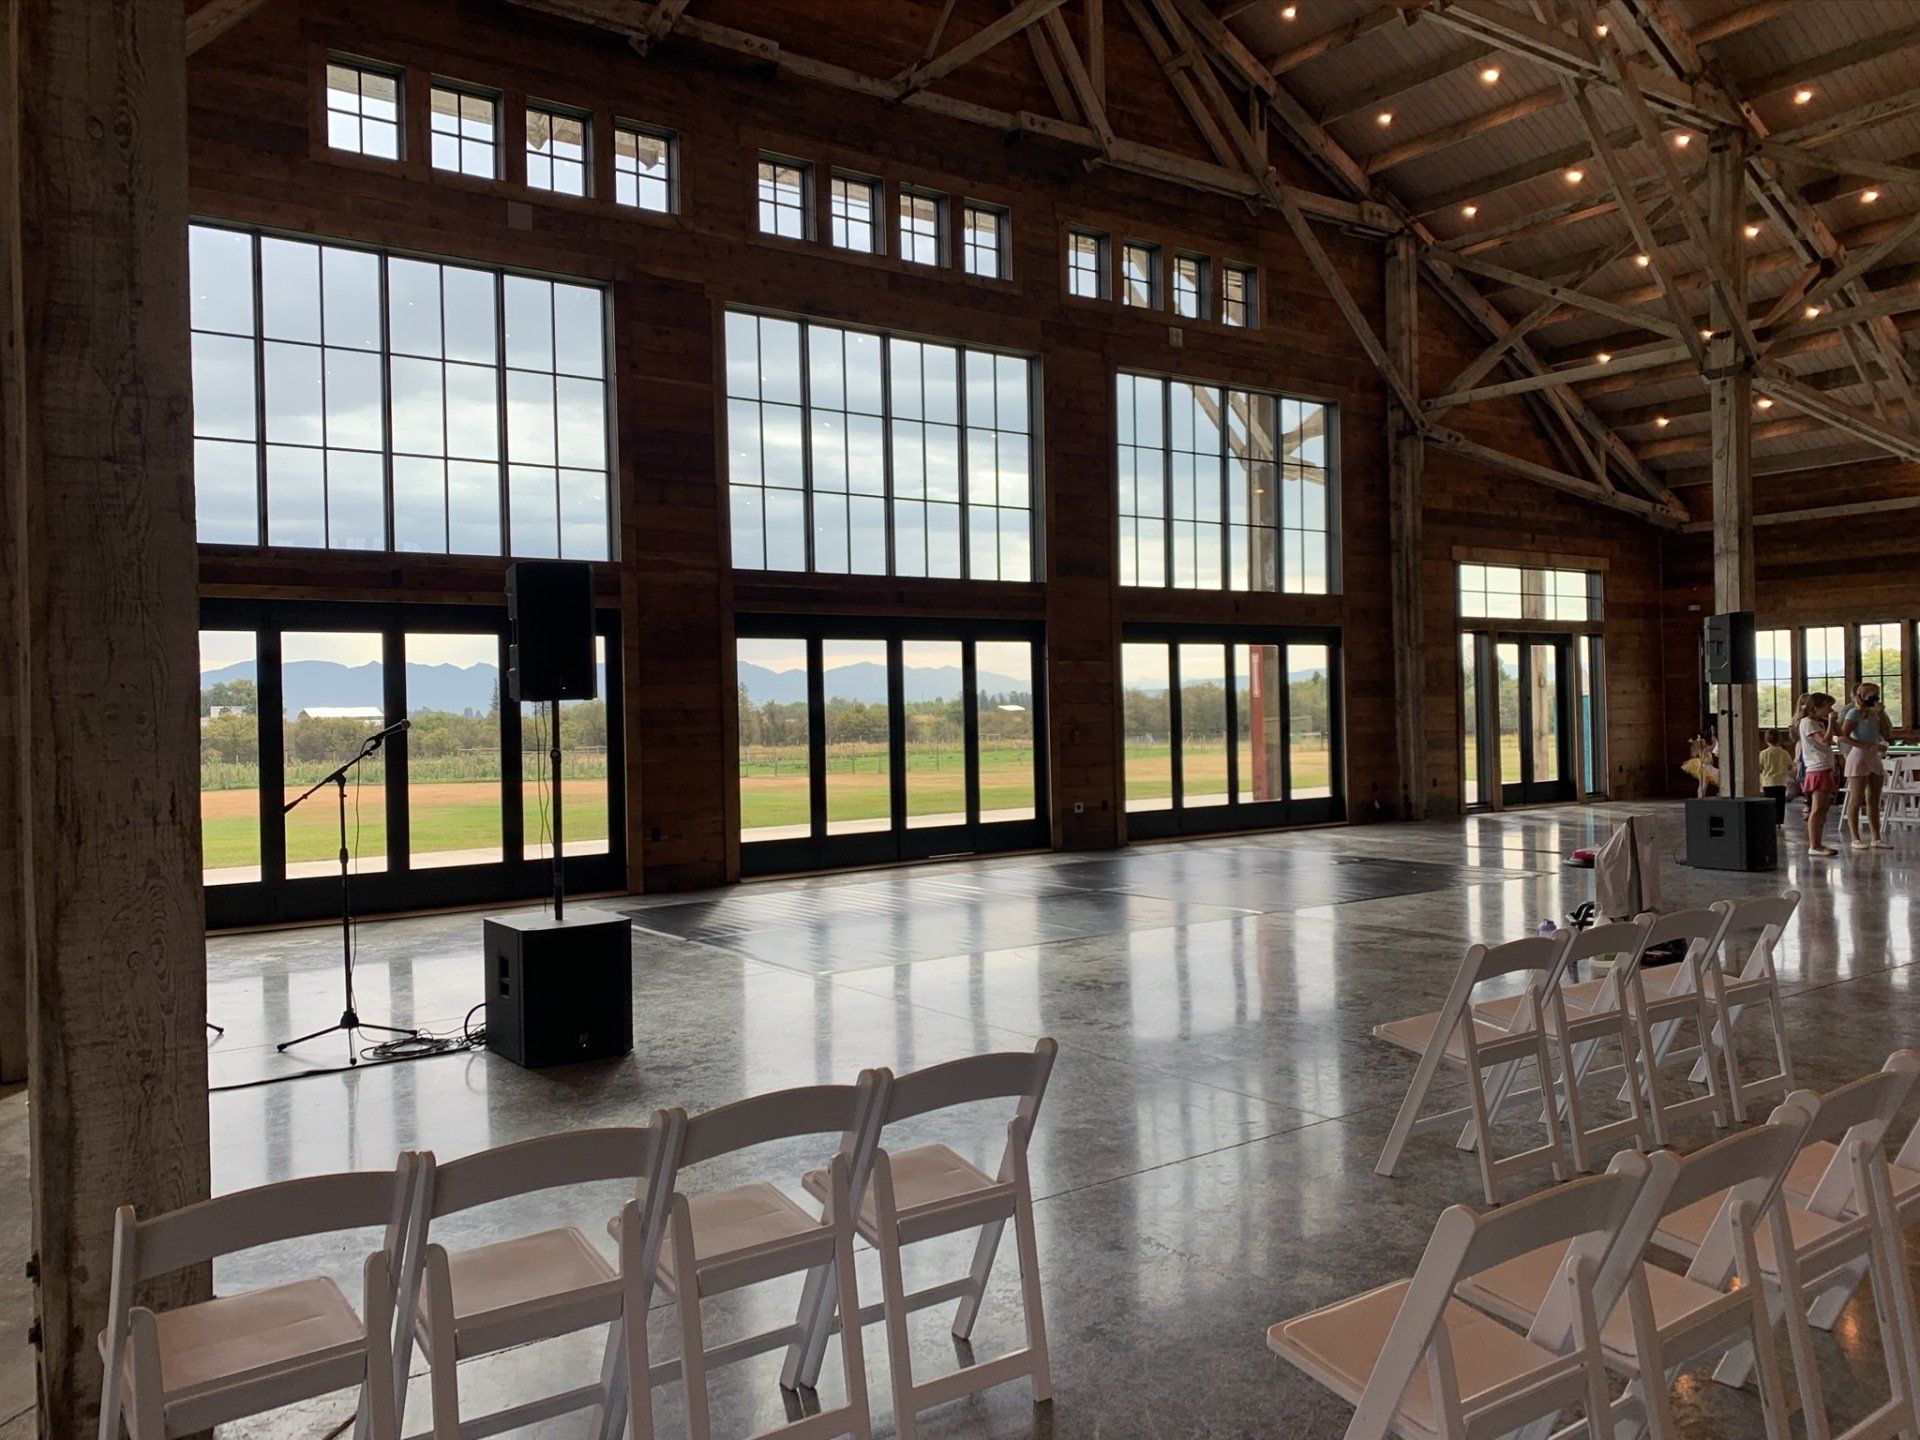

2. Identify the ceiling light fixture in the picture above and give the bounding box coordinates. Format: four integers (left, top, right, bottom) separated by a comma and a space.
1282, 3, 1297, 18
1805, 304, 1822, 318
1596, 351, 1612, 364
1673, 131, 1692, 148
1701, 328, 1714, 340
1377, 111, 1394, 126
1595, 22, 1609, 36
1461, 203, 1478, 218
1757, 396, 1774, 409
1565, 167, 1584, 184
1794, 88, 1814, 105
1636, 253, 1651, 267
1480, 67, 1501, 84
1863, 188, 1881, 204
1744, 223, 1761, 238
1655, 415, 1670, 427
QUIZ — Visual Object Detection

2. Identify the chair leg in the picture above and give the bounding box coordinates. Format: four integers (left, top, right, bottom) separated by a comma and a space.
426, 1326, 461, 1440
594, 1317, 630, 1440
1860, 1162, 1920, 1436
873, 1162, 919, 1440
673, 1222, 714, 1440
1010, 1157, 1052, 1406
951, 1219, 1005, 1342
624, 1286, 656, 1440
782, 1261, 837, 1390
830, 1171, 875, 1440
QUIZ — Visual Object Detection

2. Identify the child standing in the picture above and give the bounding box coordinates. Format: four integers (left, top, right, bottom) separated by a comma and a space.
1759, 730, 1793, 828
1797, 692, 1840, 856
1839, 682, 1893, 849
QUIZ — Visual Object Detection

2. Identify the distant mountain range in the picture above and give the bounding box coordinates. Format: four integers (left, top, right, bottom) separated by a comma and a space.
738, 661, 1031, 706
201, 660, 503, 719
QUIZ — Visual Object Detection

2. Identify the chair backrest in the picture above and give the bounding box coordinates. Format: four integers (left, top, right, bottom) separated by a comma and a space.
1558, 916, 1652, 974
676, 1072, 883, 1169
1468, 933, 1568, 987
1672, 1101, 1813, 1286
1348, 1168, 1645, 1440
1531, 1150, 1668, 1350
423, 1125, 661, 1218
1792, 1052, 1920, 1214
883, 1038, 1057, 1127
1717, 892, 1799, 975
1639, 902, 1733, 958
127, 1155, 417, 1281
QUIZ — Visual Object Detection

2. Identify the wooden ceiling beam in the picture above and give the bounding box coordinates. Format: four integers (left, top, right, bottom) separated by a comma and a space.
1365, 85, 1562, 176
1262, 8, 1401, 76
1754, 366, 1920, 465
1638, 413, 1825, 460
1426, 243, 1681, 338
184, 0, 271, 55
1687, 1, 1794, 47
895, 0, 1072, 95
1410, 119, 1640, 216
1426, 424, 1679, 522
1734, 19, 1920, 104
1123, 0, 1242, 171
1318, 38, 1495, 125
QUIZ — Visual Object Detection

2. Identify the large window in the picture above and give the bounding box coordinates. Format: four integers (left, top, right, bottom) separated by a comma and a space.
1457, 563, 1598, 621
1122, 630, 1341, 835
1805, 625, 1845, 702
1755, 627, 1792, 731
725, 311, 1036, 581
189, 224, 612, 560
1116, 373, 1331, 593
1859, 621, 1903, 726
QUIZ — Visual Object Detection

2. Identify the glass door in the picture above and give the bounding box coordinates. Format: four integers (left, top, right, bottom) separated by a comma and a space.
1493, 637, 1575, 806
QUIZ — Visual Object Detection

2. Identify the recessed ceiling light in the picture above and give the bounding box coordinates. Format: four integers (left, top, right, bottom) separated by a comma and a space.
1701, 328, 1714, 340
1863, 188, 1881, 204
1377, 111, 1394, 126
1805, 304, 1822, 318
1744, 223, 1761, 238
1636, 253, 1651, 267
1565, 167, 1585, 184
1595, 22, 1609, 36
1282, 3, 1297, 18
1794, 88, 1814, 105
1480, 67, 1501, 84
1655, 415, 1670, 427
1596, 351, 1613, 364
1461, 203, 1479, 218
1757, 397, 1774, 409
1673, 131, 1692, 148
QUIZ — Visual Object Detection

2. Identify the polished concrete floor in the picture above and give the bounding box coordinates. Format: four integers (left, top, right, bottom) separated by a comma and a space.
7, 800, 1920, 1438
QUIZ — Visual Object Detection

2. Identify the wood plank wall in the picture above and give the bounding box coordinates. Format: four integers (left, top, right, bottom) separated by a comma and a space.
186, 0, 1672, 890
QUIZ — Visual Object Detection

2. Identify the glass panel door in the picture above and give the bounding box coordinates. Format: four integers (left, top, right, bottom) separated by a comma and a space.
282, 630, 388, 876
1529, 643, 1560, 788
1122, 642, 1174, 812
975, 640, 1038, 822
1235, 643, 1283, 804
1286, 644, 1333, 799
736, 637, 811, 843
405, 631, 504, 868
200, 629, 262, 885
903, 641, 966, 829
1461, 634, 1481, 809
1495, 638, 1575, 806
521, 635, 609, 859
823, 639, 891, 836
1178, 643, 1230, 808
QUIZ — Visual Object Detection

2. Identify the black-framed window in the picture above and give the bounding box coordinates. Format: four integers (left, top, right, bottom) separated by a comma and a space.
1172, 253, 1208, 320
736, 618, 1047, 875
1859, 621, 1904, 726
1755, 627, 1792, 731
526, 102, 590, 195
1116, 372, 1333, 594
188, 223, 614, 560
614, 121, 674, 212
1222, 263, 1256, 328
1805, 624, 1845, 702
1457, 562, 1599, 621
325, 57, 401, 160
1067, 228, 1108, 298
724, 309, 1038, 581
1122, 241, 1159, 308
429, 82, 499, 178
757, 156, 810, 238
1121, 626, 1342, 837
963, 202, 1008, 278
899, 188, 947, 266
199, 598, 624, 928
830, 173, 881, 253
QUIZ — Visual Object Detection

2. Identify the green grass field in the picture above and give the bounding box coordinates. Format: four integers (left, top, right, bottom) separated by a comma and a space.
1123, 740, 1330, 803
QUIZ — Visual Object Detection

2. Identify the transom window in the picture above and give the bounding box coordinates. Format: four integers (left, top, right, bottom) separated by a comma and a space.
830, 174, 881, 253
1122, 242, 1159, 308
1457, 563, 1598, 621
1067, 228, 1108, 298
325, 59, 400, 160
725, 311, 1036, 582
1222, 264, 1256, 328
757, 158, 809, 238
429, 83, 498, 178
188, 224, 612, 561
899, 189, 946, 266
1172, 254, 1208, 320
1116, 373, 1332, 594
614, 122, 674, 212
963, 203, 1007, 278
526, 104, 590, 196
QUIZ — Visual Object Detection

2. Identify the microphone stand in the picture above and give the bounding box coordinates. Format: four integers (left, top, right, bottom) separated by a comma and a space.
277, 719, 418, 1064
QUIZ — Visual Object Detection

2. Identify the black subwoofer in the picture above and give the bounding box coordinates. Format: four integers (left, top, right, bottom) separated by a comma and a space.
1684, 797, 1778, 872
483, 909, 633, 1068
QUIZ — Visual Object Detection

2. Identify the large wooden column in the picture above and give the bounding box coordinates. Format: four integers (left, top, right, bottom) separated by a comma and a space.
0, 0, 25, 1088
9, 2, 212, 1431
1386, 234, 1428, 819
1707, 131, 1758, 796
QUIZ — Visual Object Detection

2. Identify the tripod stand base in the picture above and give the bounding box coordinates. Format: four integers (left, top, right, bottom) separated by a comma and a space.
278, 1009, 419, 1065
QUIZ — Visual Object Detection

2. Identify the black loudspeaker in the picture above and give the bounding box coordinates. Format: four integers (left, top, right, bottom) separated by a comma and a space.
1703, 610, 1757, 685
1684, 797, 1778, 872
507, 560, 597, 702
483, 910, 633, 1068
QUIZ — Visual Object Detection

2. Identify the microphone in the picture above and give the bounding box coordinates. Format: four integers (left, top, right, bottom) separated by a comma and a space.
363, 717, 411, 750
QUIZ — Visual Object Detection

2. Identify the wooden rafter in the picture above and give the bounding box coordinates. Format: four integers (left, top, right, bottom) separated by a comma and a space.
185, 0, 270, 55
896, 0, 1072, 96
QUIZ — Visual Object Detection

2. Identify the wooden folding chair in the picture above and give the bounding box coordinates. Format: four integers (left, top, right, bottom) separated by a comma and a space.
638, 1076, 884, 1440
1374, 934, 1577, 1204
1269, 1166, 1648, 1440
1698, 1056, 1920, 1440
1462, 1108, 1810, 1440
1696, 892, 1801, 1122
787, 1040, 1056, 1440
400, 1126, 669, 1440
1544, 918, 1655, 1174
97, 1154, 417, 1440
1621, 905, 1734, 1145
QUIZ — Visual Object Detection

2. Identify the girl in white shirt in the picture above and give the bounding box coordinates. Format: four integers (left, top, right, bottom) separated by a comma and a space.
1797, 692, 1839, 856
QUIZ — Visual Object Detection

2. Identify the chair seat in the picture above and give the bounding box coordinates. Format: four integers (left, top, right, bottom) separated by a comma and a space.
804, 1143, 997, 1227
659, 1182, 820, 1283
1270, 1279, 1565, 1440
1374, 1004, 1537, 1065
1561, 962, 1684, 1012
124, 1276, 366, 1404
1652, 1192, 1846, 1272
1456, 1241, 1726, 1362
1782, 1141, 1920, 1214
432, 1228, 617, 1333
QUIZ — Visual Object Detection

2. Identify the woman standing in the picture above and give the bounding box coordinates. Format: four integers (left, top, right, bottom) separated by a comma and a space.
1797, 692, 1840, 856
1840, 681, 1893, 849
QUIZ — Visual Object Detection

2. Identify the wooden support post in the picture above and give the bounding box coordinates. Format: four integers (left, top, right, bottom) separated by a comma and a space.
1707, 131, 1758, 797
9, 1, 212, 1432
0, 0, 25, 1085
1387, 235, 1427, 820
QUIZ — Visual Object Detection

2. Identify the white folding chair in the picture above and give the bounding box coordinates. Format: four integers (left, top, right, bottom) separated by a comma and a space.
1269, 1166, 1647, 1440
97, 1154, 417, 1440
1543, 919, 1655, 1174
1462, 1110, 1809, 1440
1375, 934, 1577, 1204
1694, 892, 1800, 1121
640, 1077, 883, 1440
788, 1040, 1056, 1440
400, 1126, 668, 1440
1701, 1057, 1920, 1440
1621, 905, 1734, 1145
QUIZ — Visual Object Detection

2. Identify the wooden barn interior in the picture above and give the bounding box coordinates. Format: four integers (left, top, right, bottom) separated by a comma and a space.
7, 0, 1920, 1436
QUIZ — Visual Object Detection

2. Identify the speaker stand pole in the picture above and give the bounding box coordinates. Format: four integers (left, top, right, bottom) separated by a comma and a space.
550, 696, 565, 922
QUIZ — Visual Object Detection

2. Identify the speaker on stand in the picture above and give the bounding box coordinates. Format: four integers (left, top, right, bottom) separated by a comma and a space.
484, 560, 634, 1068
1689, 609, 1776, 872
